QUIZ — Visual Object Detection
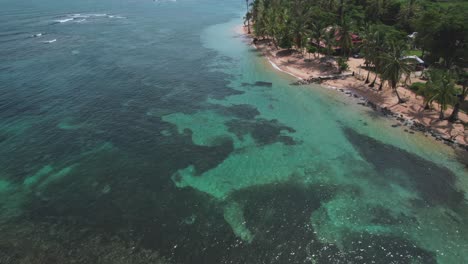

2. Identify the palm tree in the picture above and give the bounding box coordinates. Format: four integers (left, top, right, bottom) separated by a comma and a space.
275, 6, 293, 49
322, 27, 336, 57
251, 0, 266, 37
337, 57, 349, 74
310, 21, 325, 56
245, 0, 251, 34
338, 0, 345, 22
289, 0, 313, 50
367, 28, 386, 88
425, 70, 457, 120
448, 69, 468, 122
336, 22, 353, 58
263, 4, 281, 48
324, 0, 337, 11
421, 80, 438, 110
380, 41, 413, 103
366, 0, 385, 22
368, 59, 380, 88
307, 44, 317, 60
398, 0, 421, 29
359, 24, 374, 83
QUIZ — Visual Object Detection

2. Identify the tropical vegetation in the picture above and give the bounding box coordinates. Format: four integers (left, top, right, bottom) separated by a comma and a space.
425, 69, 457, 119
246, 0, 468, 121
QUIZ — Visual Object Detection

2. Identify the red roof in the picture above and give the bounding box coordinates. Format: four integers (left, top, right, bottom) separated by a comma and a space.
335, 32, 362, 44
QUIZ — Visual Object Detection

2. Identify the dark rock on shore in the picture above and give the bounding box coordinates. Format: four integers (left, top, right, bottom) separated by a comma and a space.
292, 73, 353, 85
292, 73, 467, 152
241, 81, 273, 88
349, 94, 468, 152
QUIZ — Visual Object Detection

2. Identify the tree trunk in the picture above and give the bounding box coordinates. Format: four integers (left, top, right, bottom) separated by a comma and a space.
439, 106, 445, 120
394, 87, 404, 103
424, 102, 431, 110
365, 69, 370, 83
448, 102, 460, 122
369, 73, 378, 87
449, 86, 466, 122
272, 37, 279, 49
339, 0, 344, 23
297, 35, 302, 49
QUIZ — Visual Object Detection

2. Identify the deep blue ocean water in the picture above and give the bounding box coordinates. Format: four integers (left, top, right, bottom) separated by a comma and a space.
1, 0, 468, 263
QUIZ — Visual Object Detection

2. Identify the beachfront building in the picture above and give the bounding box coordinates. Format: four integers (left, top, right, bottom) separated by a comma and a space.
403, 55, 426, 71
311, 29, 362, 55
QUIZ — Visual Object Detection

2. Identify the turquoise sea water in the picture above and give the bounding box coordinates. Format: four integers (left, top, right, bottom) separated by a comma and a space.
1, 0, 467, 263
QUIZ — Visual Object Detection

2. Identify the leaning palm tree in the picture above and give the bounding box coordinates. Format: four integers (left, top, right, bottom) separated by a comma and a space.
380, 41, 413, 103
369, 57, 384, 89
448, 69, 468, 122
425, 70, 457, 120
421, 79, 438, 110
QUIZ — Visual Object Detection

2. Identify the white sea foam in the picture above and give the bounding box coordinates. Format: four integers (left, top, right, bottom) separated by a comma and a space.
54, 13, 124, 24
108, 15, 125, 19
267, 58, 303, 80
43, 39, 56, 44
54, 18, 73, 23
88, 13, 107, 17
32, 33, 43, 37
68, 14, 90, 18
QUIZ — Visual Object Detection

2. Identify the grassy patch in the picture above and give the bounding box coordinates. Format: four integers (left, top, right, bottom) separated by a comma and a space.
406, 50, 423, 57
408, 82, 426, 96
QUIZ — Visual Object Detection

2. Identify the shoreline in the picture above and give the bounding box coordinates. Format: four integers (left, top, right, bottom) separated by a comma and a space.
241, 26, 468, 152
266, 58, 304, 80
